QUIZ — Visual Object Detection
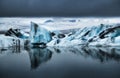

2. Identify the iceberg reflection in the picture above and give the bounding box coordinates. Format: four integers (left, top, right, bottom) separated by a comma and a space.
26, 47, 52, 69
0, 46, 120, 69
24, 46, 120, 69
48, 46, 120, 63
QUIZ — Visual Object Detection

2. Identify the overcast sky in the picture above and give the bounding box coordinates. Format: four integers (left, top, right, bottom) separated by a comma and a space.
0, 0, 120, 17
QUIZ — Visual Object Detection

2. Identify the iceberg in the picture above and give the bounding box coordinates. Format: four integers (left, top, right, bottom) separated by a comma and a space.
1, 21, 120, 48
30, 22, 52, 47
89, 25, 120, 46
0, 35, 24, 48
5, 28, 29, 39
47, 24, 120, 46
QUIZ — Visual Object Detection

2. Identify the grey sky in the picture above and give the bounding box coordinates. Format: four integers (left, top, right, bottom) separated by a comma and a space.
0, 0, 120, 16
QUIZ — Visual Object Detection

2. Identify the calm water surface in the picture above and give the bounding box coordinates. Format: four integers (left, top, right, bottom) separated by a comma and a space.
0, 46, 120, 78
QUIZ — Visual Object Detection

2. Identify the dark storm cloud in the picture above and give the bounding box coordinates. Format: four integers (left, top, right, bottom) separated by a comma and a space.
0, 0, 120, 16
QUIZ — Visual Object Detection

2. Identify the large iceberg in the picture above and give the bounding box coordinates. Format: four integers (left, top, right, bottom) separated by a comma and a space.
30, 22, 52, 47
47, 24, 120, 46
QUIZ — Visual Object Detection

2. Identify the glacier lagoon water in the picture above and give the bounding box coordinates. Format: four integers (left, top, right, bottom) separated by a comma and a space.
0, 46, 120, 78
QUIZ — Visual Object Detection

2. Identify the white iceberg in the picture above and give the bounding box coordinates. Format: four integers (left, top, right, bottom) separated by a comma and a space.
0, 35, 24, 48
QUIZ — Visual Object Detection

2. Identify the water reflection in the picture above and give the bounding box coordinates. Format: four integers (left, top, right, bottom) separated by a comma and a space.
25, 46, 120, 69
0, 46, 23, 56
49, 46, 120, 63
0, 46, 120, 69
26, 48, 52, 69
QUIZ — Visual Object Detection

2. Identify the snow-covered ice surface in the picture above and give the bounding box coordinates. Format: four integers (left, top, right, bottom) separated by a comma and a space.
0, 17, 120, 32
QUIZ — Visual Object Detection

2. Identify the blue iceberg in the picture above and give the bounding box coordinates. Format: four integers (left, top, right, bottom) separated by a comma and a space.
47, 24, 120, 46
30, 22, 52, 47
